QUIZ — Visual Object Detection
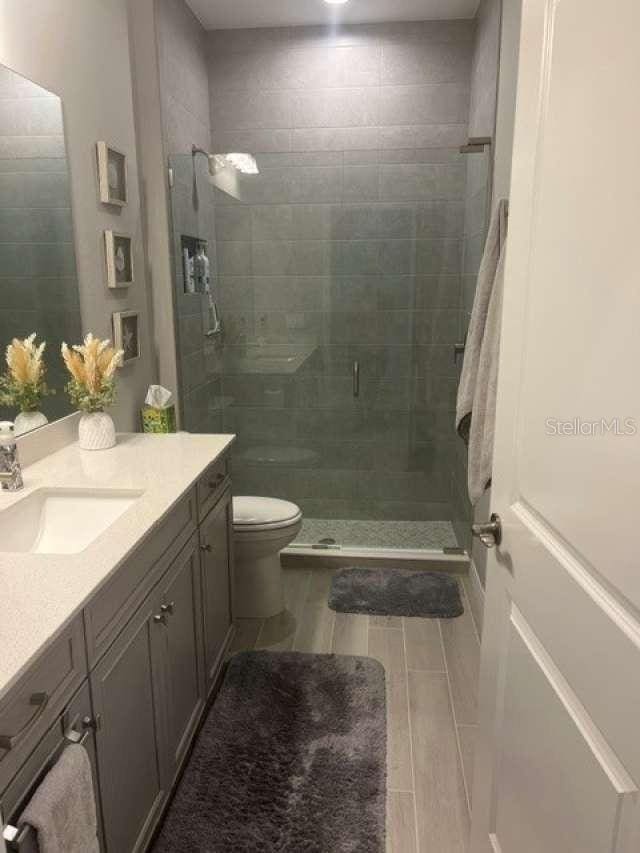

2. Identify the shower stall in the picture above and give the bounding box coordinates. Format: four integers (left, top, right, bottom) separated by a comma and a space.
157, 10, 497, 560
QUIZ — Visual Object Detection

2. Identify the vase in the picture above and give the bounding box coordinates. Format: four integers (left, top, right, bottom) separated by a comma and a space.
78, 411, 116, 451
14, 410, 48, 436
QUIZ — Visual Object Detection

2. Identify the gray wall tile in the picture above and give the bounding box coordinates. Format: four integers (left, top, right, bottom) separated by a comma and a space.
381, 41, 472, 86
197, 16, 481, 522
290, 88, 380, 128
380, 163, 466, 200
378, 84, 470, 126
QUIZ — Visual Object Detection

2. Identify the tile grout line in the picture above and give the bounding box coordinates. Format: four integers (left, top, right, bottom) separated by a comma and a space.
291, 569, 314, 650
461, 578, 481, 647
438, 618, 473, 816
401, 616, 421, 853
407, 667, 447, 674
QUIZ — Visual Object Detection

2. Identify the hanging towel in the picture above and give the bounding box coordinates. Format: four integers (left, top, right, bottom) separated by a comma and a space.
455, 199, 509, 503
20, 744, 100, 853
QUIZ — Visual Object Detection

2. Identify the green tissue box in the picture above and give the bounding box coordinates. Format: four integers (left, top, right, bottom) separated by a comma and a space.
141, 404, 176, 434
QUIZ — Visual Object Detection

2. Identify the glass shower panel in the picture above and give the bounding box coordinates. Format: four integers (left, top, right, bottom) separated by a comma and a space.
213, 146, 464, 552
170, 144, 469, 552
168, 152, 224, 434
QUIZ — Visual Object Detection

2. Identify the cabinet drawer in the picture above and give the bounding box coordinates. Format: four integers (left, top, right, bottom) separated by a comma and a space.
84, 489, 197, 666
0, 615, 87, 793
196, 455, 230, 521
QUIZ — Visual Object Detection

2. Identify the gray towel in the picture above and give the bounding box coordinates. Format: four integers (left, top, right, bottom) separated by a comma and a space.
456, 199, 509, 503
20, 744, 100, 853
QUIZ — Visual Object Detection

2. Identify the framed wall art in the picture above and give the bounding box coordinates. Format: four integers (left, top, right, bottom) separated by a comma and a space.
96, 141, 127, 206
104, 230, 133, 288
112, 310, 140, 363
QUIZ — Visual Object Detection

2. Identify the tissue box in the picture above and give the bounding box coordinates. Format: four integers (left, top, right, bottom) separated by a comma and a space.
141, 404, 176, 434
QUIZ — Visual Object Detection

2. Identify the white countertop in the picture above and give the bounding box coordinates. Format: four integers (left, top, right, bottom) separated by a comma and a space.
0, 432, 234, 701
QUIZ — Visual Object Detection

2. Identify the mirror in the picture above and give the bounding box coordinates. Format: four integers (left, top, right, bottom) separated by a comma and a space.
0, 64, 82, 434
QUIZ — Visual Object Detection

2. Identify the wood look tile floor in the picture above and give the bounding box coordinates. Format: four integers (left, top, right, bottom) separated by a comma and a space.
229, 568, 481, 853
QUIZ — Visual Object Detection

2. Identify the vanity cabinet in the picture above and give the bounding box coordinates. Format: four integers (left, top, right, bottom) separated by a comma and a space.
199, 487, 234, 695
0, 682, 104, 853
90, 582, 167, 853
92, 523, 230, 853
157, 534, 205, 782
0, 449, 235, 853
0, 615, 87, 795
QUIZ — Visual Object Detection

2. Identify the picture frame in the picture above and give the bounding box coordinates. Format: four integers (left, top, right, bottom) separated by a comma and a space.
104, 230, 134, 288
96, 141, 127, 206
112, 310, 140, 364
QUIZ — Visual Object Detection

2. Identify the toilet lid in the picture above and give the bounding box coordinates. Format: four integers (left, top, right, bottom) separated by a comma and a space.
233, 496, 302, 529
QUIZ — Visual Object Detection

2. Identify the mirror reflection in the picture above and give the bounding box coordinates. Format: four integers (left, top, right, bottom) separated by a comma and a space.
0, 64, 81, 434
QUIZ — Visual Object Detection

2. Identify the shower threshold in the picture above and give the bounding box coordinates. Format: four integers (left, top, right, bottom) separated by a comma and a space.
283, 518, 469, 572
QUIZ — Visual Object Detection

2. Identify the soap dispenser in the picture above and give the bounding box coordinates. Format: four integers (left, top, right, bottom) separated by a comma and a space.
0, 421, 23, 491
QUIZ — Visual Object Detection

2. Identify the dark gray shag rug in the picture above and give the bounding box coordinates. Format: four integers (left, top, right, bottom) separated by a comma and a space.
152, 650, 387, 853
329, 567, 464, 618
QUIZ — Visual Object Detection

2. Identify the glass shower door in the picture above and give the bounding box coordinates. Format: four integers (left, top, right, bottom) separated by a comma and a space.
209, 145, 464, 553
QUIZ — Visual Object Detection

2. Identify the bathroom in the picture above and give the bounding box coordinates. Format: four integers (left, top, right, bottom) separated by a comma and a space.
0, 0, 638, 851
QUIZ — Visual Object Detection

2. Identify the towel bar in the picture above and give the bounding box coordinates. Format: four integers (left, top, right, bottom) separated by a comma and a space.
2, 725, 91, 852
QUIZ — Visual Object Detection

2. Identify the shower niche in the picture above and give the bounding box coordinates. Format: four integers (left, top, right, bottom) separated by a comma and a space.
181, 235, 210, 295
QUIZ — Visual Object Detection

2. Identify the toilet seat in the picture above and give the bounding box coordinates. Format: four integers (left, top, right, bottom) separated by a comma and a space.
233, 496, 302, 532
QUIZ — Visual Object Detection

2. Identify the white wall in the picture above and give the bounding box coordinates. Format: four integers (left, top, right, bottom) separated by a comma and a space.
0, 0, 155, 430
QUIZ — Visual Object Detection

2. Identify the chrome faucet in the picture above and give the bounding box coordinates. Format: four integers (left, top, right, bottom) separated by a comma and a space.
0, 422, 23, 492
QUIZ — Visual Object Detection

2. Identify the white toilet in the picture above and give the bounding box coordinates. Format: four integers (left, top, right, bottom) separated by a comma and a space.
232, 496, 303, 618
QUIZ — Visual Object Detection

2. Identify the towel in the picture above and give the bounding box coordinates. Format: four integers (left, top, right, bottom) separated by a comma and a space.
20, 744, 100, 853
456, 199, 509, 503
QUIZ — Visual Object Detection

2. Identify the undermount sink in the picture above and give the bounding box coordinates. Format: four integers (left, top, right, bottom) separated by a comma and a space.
0, 488, 144, 554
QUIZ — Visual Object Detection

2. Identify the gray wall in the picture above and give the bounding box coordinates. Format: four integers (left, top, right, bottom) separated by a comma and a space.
0, 68, 81, 423
452, 0, 502, 558
0, 0, 156, 431
206, 21, 475, 521
156, 0, 223, 432
469, 0, 522, 589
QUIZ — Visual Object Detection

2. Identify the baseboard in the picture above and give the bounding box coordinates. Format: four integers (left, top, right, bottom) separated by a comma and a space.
465, 557, 486, 637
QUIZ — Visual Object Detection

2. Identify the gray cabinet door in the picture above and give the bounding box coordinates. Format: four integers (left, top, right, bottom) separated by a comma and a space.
90, 592, 166, 853
156, 535, 205, 782
200, 487, 234, 694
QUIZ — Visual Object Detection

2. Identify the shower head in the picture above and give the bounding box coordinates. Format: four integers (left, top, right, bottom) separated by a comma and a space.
191, 144, 259, 176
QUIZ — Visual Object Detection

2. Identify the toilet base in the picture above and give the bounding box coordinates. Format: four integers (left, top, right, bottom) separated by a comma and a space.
234, 551, 285, 619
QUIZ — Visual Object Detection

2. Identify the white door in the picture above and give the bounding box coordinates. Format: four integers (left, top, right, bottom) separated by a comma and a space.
470, 1, 640, 851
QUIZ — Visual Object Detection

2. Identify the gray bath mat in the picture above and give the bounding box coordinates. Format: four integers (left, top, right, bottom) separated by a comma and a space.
329, 567, 464, 618
152, 650, 387, 852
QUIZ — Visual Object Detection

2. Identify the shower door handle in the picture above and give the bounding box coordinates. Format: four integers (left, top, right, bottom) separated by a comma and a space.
353, 361, 360, 398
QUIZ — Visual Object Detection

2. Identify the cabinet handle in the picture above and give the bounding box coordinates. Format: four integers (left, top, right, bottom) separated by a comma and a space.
0, 692, 49, 750
160, 601, 175, 615
201, 544, 212, 553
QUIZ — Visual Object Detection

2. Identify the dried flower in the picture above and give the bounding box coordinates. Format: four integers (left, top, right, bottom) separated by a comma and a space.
61, 334, 124, 413
0, 334, 53, 412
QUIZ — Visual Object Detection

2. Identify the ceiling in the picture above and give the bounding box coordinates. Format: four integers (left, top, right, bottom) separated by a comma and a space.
186, 0, 481, 30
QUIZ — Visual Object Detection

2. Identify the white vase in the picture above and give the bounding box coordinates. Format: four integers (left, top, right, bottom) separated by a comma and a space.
14, 410, 48, 436
78, 411, 116, 451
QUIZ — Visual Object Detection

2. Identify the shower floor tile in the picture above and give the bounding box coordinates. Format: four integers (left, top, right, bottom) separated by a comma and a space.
295, 518, 459, 551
